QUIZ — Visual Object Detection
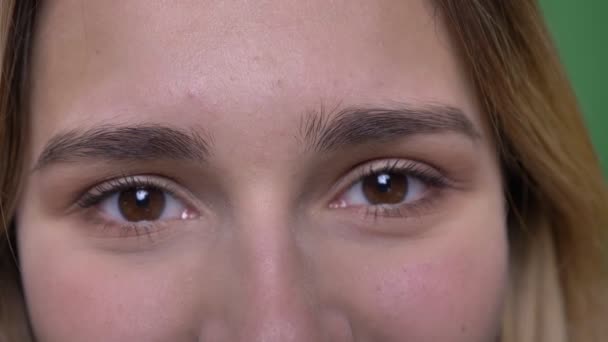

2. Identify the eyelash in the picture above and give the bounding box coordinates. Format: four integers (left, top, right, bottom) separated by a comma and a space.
75, 160, 449, 238
77, 175, 180, 209
76, 175, 190, 238
335, 159, 450, 219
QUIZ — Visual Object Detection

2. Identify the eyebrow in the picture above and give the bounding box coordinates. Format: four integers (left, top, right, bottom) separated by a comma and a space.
34, 103, 477, 171
33, 124, 211, 171
299, 103, 480, 153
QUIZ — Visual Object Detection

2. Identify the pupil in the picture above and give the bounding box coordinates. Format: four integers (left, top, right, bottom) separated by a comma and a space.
376, 174, 392, 192
135, 189, 151, 207
118, 187, 165, 222
362, 172, 408, 205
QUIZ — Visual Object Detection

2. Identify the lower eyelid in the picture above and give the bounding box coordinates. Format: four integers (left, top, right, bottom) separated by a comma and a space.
373, 193, 440, 218
89, 221, 173, 241
331, 173, 441, 209
331, 185, 447, 224
71, 176, 202, 239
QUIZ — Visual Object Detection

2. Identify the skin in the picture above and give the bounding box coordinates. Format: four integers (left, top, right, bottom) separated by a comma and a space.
17, 0, 508, 341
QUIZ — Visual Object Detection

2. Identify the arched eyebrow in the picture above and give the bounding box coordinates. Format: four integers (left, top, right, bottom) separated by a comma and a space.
33, 103, 479, 172
33, 124, 211, 172
299, 103, 481, 153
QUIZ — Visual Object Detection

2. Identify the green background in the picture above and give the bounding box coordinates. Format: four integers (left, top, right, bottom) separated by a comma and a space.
539, 0, 608, 176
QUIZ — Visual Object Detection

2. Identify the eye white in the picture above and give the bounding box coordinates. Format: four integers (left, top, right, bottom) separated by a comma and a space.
98, 190, 189, 223
338, 174, 427, 207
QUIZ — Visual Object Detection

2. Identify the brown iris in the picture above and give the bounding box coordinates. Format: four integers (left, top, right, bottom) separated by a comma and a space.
362, 172, 408, 204
118, 187, 166, 222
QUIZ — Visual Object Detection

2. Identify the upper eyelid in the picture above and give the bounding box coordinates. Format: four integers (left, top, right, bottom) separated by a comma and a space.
76, 175, 189, 209
348, 159, 443, 185
71, 160, 445, 211
328, 159, 448, 202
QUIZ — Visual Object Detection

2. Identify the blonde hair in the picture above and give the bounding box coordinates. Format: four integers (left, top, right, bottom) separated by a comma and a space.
0, 1, 606, 341
436, 1, 608, 341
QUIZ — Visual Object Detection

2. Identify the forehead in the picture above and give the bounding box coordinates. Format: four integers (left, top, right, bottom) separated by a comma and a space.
29, 0, 481, 157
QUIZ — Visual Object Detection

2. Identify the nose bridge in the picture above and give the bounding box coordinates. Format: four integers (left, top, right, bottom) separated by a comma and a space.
233, 202, 322, 341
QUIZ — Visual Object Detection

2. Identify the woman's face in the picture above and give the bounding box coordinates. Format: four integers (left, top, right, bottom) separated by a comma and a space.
17, 1, 508, 341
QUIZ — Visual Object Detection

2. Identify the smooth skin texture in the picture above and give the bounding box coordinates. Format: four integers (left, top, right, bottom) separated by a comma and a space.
17, 0, 508, 341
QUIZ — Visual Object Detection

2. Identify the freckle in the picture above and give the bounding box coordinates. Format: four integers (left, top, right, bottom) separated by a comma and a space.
460, 324, 467, 333
275, 79, 283, 88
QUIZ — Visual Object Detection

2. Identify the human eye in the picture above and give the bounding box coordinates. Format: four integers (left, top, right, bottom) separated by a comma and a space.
76, 175, 199, 237
329, 159, 450, 219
